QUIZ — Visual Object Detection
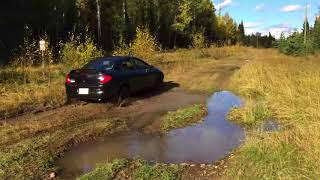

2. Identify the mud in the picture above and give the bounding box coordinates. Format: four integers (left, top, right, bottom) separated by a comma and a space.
58, 91, 244, 178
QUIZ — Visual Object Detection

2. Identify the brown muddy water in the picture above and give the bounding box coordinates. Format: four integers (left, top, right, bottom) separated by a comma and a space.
58, 91, 245, 178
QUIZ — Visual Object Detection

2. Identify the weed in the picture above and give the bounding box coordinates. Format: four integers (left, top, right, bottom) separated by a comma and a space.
78, 159, 129, 180
114, 27, 160, 64
229, 101, 273, 128
60, 35, 104, 69
133, 160, 182, 180
161, 104, 207, 132
225, 52, 320, 179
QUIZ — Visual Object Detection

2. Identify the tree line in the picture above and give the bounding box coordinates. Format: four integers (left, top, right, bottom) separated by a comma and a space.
279, 12, 320, 56
0, 0, 276, 64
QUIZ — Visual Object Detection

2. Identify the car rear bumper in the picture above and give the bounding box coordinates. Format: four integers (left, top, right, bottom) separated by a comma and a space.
66, 84, 117, 101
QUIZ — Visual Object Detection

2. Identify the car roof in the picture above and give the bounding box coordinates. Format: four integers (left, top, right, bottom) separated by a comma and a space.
93, 56, 131, 62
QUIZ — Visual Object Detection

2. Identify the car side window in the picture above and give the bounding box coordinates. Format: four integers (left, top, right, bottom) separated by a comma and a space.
132, 58, 150, 69
121, 60, 135, 71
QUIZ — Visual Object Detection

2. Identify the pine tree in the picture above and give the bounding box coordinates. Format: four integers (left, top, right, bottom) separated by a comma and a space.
314, 15, 320, 50
237, 21, 245, 45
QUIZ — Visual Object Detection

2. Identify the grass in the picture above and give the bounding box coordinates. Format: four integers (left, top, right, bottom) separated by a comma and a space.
157, 45, 248, 93
0, 46, 265, 179
224, 50, 320, 179
0, 65, 67, 119
78, 159, 129, 180
133, 160, 182, 180
161, 104, 207, 132
0, 46, 246, 119
0, 109, 127, 179
79, 159, 183, 180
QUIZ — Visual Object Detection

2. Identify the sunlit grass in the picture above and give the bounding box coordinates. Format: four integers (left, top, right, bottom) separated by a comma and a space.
225, 52, 320, 179
79, 159, 183, 180
0, 46, 249, 118
78, 159, 129, 180
161, 104, 207, 132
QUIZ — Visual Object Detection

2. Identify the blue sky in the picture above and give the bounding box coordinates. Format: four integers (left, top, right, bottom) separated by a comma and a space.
213, 0, 320, 38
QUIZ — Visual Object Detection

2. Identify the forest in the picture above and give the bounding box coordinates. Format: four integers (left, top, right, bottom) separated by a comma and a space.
2, 1, 320, 179
279, 15, 320, 56
0, 0, 276, 65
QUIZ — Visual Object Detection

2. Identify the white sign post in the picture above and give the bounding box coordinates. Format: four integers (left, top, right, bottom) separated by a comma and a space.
39, 40, 46, 51
39, 40, 46, 68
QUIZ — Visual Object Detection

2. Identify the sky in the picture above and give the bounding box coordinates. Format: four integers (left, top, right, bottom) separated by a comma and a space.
213, 0, 320, 38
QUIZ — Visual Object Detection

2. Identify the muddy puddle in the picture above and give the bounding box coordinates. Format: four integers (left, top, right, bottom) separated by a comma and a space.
58, 91, 245, 178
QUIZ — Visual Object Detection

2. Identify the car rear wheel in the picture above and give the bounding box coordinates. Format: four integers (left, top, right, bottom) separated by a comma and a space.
117, 86, 130, 107
154, 75, 164, 89
65, 96, 77, 105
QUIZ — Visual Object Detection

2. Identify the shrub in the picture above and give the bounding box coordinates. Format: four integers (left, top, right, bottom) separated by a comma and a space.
192, 31, 207, 49
60, 35, 103, 69
11, 35, 54, 67
113, 27, 160, 64
279, 32, 315, 56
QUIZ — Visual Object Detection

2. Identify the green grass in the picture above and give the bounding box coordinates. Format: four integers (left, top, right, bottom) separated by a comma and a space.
228, 101, 273, 128
79, 159, 183, 180
133, 160, 182, 180
225, 52, 320, 179
0, 117, 127, 179
78, 159, 129, 180
161, 104, 207, 132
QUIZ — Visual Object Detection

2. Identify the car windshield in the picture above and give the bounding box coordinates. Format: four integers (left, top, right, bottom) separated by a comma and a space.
83, 59, 114, 71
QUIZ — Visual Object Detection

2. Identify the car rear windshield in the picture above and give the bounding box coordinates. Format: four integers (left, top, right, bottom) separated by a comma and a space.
83, 59, 114, 71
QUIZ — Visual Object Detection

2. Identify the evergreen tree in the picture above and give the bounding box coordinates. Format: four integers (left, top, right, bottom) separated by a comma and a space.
313, 16, 320, 50
237, 21, 245, 45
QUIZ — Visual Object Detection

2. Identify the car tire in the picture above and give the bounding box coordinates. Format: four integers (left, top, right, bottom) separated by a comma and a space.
117, 86, 130, 107
65, 96, 76, 105
154, 75, 164, 89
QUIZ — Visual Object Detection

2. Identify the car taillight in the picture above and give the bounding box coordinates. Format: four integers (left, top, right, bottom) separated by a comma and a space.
99, 75, 112, 84
66, 74, 75, 84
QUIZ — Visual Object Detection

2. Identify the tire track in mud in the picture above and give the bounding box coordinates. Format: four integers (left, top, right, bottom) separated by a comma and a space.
1, 85, 207, 148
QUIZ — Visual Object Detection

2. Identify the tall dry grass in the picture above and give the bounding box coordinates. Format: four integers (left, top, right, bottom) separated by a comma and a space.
159, 45, 250, 92
226, 51, 320, 179
0, 65, 66, 118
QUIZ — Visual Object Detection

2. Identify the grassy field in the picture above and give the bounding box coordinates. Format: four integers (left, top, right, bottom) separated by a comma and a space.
0, 65, 67, 118
0, 46, 245, 119
225, 50, 320, 179
3, 46, 319, 179
0, 46, 246, 178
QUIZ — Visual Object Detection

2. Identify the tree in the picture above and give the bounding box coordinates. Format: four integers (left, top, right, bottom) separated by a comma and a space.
223, 13, 237, 45
313, 16, 320, 50
237, 21, 245, 45
171, 0, 193, 47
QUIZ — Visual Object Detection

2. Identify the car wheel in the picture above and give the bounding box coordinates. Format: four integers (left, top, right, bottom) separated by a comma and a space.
65, 96, 76, 105
117, 86, 130, 107
154, 75, 164, 89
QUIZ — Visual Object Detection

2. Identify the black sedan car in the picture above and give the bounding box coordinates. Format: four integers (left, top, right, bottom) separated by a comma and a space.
65, 56, 164, 103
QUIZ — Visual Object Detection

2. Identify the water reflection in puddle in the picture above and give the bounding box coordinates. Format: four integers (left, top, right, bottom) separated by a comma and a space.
59, 91, 245, 177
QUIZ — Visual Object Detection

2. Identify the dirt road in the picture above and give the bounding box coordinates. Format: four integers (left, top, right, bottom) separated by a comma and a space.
1, 57, 246, 179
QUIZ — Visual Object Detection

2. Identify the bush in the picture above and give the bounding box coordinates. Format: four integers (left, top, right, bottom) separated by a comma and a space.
279, 32, 315, 56
192, 31, 207, 49
60, 35, 103, 69
113, 27, 160, 63
11, 35, 54, 67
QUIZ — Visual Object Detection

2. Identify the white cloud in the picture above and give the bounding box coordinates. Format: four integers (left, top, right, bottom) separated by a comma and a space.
255, 3, 265, 11
244, 22, 260, 28
214, 0, 232, 10
245, 24, 297, 39
267, 24, 297, 38
280, 4, 303, 12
